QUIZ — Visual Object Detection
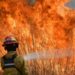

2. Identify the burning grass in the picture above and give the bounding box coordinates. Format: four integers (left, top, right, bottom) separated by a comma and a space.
0, 0, 75, 75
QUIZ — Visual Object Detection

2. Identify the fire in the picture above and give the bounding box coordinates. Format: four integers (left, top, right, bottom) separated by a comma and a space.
7, 15, 16, 29
0, 0, 75, 75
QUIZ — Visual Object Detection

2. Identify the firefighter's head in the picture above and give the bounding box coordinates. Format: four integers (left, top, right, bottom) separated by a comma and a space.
2, 36, 19, 52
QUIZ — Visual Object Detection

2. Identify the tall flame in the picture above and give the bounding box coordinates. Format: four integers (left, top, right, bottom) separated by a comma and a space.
0, 0, 75, 75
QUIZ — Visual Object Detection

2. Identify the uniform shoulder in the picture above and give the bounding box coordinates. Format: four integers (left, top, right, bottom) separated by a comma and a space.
14, 55, 24, 63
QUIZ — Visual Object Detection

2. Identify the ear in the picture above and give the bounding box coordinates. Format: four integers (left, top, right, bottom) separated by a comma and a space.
4, 46, 7, 50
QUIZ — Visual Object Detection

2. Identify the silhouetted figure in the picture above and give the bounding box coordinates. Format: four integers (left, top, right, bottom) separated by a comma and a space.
1, 36, 28, 75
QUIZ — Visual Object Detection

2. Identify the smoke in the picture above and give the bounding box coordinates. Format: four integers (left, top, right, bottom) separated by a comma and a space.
65, 0, 75, 9
23, 49, 75, 61
27, 0, 36, 6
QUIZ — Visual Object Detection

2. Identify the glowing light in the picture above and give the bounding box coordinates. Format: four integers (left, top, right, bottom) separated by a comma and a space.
0, 0, 75, 74
7, 15, 16, 29
57, 5, 68, 17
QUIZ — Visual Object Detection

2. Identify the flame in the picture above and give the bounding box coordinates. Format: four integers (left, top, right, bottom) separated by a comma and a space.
7, 15, 16, 28
0, 0, 75, 74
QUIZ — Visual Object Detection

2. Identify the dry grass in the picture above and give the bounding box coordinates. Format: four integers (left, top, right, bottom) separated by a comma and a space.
0, 0, 75, 75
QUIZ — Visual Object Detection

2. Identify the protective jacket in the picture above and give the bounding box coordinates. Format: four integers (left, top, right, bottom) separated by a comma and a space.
1, 52, 28, 75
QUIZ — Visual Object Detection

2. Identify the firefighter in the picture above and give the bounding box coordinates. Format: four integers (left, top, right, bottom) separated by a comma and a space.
1, 36, 28, 75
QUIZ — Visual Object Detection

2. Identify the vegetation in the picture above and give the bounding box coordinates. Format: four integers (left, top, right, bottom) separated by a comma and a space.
0, 0, 75, 75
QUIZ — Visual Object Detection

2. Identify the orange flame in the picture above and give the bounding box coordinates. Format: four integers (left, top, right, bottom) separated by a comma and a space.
0, 0, 75, 74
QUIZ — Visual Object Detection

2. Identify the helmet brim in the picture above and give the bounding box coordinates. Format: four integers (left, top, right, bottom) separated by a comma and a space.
2, 41, 18, 46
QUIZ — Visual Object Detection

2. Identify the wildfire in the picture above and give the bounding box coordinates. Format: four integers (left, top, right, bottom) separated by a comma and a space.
7, 15, 16, 28
0, 0, 75, 75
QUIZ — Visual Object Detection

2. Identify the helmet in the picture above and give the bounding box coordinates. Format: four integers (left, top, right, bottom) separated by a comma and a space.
2, 36, 18, 48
